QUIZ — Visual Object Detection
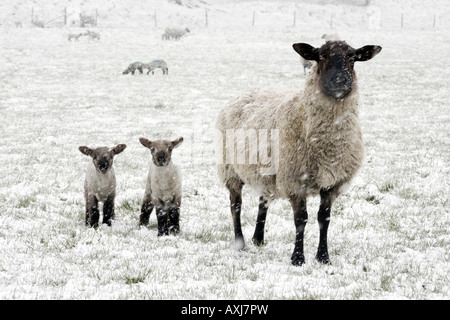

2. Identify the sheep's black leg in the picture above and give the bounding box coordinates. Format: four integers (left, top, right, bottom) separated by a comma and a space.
226, 178, 245, 250
316, 188, 333, 264
87, 195, 100, 228
168, 206, 180, 235
138, 67, 143, 74
289, 195, 308, 266
156, 207, 168, 236
103, 192, 115, 226
252, 196, 268, 246
140, 194, 154, 225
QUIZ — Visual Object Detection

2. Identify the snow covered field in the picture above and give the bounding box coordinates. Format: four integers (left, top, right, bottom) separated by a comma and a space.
0, 0, 449, 300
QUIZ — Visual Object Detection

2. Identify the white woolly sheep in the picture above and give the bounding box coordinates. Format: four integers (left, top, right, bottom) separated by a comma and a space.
79, 144, 127, 228
139, 137, 183, 236
123, 61, 144, 75
84, 30, 100, 40
215, 40, 381, 266
68, 33, 83, 41
142, 59, 169, 75
162, 27, 190, 40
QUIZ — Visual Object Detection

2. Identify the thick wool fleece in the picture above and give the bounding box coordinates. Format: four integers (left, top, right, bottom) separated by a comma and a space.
216, 63, 364, 200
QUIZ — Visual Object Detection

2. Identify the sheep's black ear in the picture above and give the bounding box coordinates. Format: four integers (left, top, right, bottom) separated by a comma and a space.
111, 144, 127, 155
293, 43, 319, 61
172, 137, 183, 148
79, 146, 93, 156
139, 137, 153, 149
355, 45, 382, 61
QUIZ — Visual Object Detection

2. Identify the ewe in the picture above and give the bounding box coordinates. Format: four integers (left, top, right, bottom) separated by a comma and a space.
216, 40, 381, 266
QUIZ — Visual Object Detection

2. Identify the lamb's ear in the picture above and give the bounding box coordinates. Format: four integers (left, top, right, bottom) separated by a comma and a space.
79, 146, 93, 156
139, 137, 153, 149
172, 137, 183, 148
355, 45, 382, 62
293, 43, 319, 61
111, 144, 127, 155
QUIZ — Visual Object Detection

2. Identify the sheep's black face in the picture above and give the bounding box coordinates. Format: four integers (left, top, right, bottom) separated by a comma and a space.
293, 41, 382, 100
79, 144, 127, 174
318, 42, 356, 99
139, 137, 184, 167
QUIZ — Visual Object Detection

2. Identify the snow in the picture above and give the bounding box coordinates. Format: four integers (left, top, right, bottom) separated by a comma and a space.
0, 0, 449, 300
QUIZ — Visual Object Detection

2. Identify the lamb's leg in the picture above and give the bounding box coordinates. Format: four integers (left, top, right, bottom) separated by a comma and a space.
226, 177, 245, 250
252, 196, 268, 246
316, 188, 334, 264
87, 195, 100, 228
103, 192, 115, 226
168, 205, 180, 235
140, 194, 154, 225
156, 207, 168, 236
138, 67, 143, 74
289, 194, 308, 266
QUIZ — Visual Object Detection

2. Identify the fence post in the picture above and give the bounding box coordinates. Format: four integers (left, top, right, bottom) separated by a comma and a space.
252, 10, 255, 27
433, 14, 436, 28
401, 13, 403, 28
31, 7, 34, 24
95, 9, 98, 26
293, 11, 296, 27
205, 9, 208, 28
64, 8, 67, 25
154, 9, 157, 27
330, 13, 333, 28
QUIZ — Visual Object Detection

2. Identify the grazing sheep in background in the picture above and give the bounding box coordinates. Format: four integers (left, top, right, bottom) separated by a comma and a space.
139, 137, 183, 236
79, 144, 127, 228
68, 33, 83, 41
85, 30, 100, 40
142, 59, 169, 75
322, 33, 341, 41
215, 40, 381, 266
162, 27, 190, 40
123, 61, 144, 75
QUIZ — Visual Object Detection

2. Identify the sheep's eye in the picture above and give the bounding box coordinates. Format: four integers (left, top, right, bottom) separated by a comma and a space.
150, 147, 155, 152
319, 54, 326, 61
168, 146, 173, 151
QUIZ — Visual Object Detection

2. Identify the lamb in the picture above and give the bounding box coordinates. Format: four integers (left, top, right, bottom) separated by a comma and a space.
215, 40, 381, 266
162, 27, 190, 40
84, 30, 100, 40
79, 144, 127, 228
68, 33, 83, 41
123, 61, 144, 75
142, 59, 169, 75
139, 137, 183, 236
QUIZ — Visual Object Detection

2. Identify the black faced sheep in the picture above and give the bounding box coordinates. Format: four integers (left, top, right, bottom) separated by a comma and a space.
215, 40, 381, 266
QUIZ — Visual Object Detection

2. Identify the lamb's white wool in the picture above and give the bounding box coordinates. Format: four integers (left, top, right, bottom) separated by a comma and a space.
84, 161, 116, 202
144, 161, 182, 209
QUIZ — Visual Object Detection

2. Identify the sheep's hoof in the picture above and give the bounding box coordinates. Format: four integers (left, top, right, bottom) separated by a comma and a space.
291, 252, 305, 266
169, 226, 180, 235
316, 252, 331, 265
252, 237, 264, 246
